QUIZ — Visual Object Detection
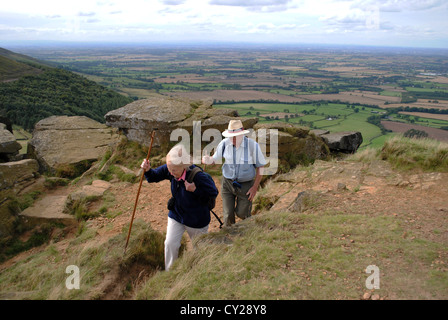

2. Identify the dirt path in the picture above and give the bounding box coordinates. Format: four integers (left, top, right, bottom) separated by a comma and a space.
88, 176, 224, 241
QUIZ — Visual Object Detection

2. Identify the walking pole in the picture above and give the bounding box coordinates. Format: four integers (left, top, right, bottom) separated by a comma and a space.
124, 130, 155, 253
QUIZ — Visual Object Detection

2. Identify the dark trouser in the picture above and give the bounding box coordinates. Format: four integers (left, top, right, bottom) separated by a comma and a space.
221, 178, 254, 227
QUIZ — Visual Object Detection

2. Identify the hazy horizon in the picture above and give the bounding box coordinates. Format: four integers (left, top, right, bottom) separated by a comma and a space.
3, 40, 448, 54
1, 0, 447, 50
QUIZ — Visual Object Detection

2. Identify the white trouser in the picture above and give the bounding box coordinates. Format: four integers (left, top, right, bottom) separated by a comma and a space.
165, 217, 209, 271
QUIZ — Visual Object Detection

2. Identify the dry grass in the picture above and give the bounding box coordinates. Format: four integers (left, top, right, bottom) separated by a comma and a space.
349, 135, 448, 172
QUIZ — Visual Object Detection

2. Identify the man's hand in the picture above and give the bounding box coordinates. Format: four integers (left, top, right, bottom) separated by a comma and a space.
202, 155, 214, 165
141, 159, 151, 172
185, 181, 196, 192
246, 185, 258, 202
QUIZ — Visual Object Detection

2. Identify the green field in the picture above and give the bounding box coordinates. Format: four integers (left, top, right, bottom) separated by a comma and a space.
216, 102, 386, 149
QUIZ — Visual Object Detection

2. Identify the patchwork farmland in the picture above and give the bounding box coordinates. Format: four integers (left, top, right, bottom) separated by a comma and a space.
18, 44, 448, 147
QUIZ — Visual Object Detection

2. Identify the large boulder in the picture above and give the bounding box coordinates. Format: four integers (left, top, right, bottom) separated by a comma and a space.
253, 122, 329, 162
320, 131, 363, 153
105, 96, 193, 147
0, 159, 39, 195
0, 123, 22, 161
105, 95, 258, 149
0, 159, 40, 240
28, 116, 120, 177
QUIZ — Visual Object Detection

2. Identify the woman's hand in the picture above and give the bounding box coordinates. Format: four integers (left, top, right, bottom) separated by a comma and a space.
185, 181, 196, 192
141, 159, 151, 172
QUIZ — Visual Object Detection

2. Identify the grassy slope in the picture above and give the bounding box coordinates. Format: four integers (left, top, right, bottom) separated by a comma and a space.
0, 55, 43, 82
0, 47, 50, 82
135, 136, 448, 300
0, 136, 447, 300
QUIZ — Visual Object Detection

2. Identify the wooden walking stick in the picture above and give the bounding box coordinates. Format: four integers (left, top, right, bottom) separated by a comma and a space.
124, 130, 155, 253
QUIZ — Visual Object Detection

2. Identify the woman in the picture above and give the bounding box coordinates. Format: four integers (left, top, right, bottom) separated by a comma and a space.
141, 144, 218, 271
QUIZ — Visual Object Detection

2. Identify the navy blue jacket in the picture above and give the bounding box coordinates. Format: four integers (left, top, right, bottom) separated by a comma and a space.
144, 164, 219, 228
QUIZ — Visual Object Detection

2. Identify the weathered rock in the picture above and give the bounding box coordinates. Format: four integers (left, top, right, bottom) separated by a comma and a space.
105, 96, 192, 147
105, 95, 258, 148
0, 159, 39, 195
68, 180, 112, 203
0, 124, 22, 160
0, 118, 13, 133
0, 159, 40, 240
19, 195, 76, 226
254, 122, 329, 162
320, 131, 363, 153
0, 206, 12, 239
310, 129, 330, 137
28, 116, 120, 177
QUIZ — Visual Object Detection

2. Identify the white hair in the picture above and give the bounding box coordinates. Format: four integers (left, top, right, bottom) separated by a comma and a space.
166, 144, 191, 168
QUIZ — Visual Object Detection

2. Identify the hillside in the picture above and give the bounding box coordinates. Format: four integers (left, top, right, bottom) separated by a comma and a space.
0, 135, 447, 300
0, 47, 50, 82
0, 48, 133, 130
0, 48, 46, 66
0, 56, 43, 82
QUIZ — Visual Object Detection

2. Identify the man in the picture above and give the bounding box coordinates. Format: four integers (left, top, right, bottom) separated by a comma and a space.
141, 144, 218, 271
202, 119, 266, 226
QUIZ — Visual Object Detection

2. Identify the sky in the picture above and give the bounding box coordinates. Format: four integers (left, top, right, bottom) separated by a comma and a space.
1, 0, 447, 48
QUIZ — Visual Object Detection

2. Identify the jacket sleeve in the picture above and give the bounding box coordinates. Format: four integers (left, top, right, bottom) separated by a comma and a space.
144, 164, 171, 183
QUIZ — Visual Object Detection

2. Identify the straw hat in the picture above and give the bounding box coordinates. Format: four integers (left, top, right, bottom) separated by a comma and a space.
222, 119, 250, 137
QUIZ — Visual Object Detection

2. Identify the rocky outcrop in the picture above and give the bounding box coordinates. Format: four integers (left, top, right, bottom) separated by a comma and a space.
105, 96, 258, 149
0, 123, 22, 162
67, 180, 112, 203
317, 131, 363, 153
28, 116, 120, 177
0, 159, 39, 196
0, 159, 40, 239
19, 195, 76, 227
104, 96, 192, 147
253, 122, 330, 166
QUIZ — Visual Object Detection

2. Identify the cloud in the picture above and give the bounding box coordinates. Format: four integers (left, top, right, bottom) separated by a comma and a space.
320, 9, 368, 27
210, 0, 289, 5
243, 22, 309, 34
352, 0, 447, 12
78, 12, 96, 17
161, 0, 186, 5
209, 0, 293, 12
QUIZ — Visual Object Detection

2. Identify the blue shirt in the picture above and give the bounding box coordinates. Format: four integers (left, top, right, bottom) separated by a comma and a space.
144, 164, 219, 228
212, 137, 267, 182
